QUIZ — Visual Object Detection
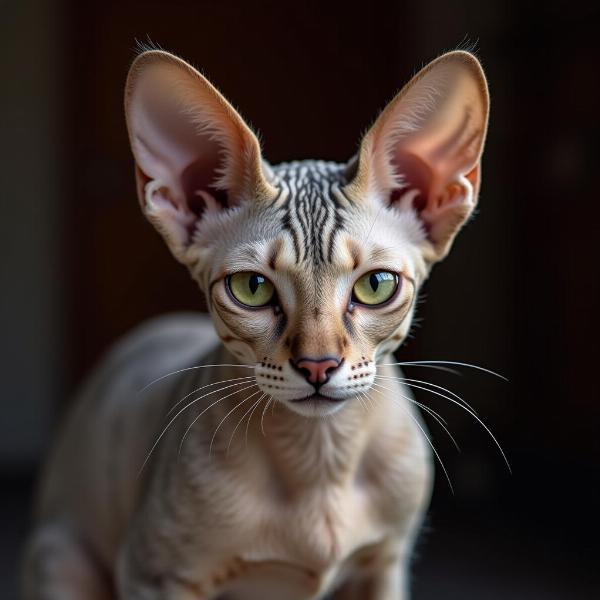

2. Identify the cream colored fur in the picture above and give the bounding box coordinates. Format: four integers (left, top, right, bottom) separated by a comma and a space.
23, 50, 489, 599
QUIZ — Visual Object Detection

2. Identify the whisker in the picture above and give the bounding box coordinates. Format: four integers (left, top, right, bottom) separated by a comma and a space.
363, 389, 377, 410
181, 386, 258, 457
355, 392, 368, 412
244, 394, 266, 449
139, 363, 255, 393
377, 363, 460, 376
375, 374, 478, 415
369, 383, 454, 493
364, 390, 377, 411
166, 376, 255, 417
207, 389, 260, 456
371, 382, 460, 452
387, 379, 511, 472
413, 403, 459, 450
260, 396, 274, 436
380, 360, 507, 381
360, 390, 375, 412
227, 392, 264, 455
139, 381, 257, 475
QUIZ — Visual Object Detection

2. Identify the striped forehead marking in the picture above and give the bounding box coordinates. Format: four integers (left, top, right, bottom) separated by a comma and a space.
273, 161, 351, 265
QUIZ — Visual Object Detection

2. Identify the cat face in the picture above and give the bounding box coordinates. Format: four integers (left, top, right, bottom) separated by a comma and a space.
194, 162, 429, 415
125, 50, 488, 416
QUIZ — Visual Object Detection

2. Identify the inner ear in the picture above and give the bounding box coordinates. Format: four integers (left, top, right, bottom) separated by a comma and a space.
181, 158, 230, 217
389, 152, 432, 214
125, 50, 277, 265
347, 51, 489, 260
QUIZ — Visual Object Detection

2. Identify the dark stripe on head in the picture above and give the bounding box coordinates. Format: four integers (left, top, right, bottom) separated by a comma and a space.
281, 211, 301, 262
268, 238, 283, 271
275, 162, 349, 267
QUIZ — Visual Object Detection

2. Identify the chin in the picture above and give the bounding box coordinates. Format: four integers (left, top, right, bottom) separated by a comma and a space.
283, 394, 350, 417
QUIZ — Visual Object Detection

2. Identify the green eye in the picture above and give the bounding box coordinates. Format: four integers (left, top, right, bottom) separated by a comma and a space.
352, 271, 399, 306
228, 272, 275, 307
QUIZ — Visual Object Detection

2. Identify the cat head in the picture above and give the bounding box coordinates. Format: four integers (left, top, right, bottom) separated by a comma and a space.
125, 50, 489, 416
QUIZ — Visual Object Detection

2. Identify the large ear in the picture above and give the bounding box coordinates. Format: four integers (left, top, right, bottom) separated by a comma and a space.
124, 50, 276, 265
346, 51, 489, 261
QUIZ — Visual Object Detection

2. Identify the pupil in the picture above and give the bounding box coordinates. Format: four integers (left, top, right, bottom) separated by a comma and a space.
369, 273, 380, 291
249, 274, 261, 295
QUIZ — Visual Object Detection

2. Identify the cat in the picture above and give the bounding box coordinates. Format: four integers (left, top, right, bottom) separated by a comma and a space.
22, 49, 489, 599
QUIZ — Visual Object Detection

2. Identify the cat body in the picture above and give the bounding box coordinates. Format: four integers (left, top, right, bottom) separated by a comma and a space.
23, 50, 489, 599
27, 313, 429, 599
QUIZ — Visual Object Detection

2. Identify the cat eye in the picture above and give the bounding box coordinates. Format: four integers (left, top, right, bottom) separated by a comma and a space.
352, 271, 399, 306
227, 272, 276, 308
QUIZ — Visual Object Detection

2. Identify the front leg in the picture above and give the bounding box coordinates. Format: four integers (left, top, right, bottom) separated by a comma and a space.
332, 542, 410, 600
22, 523, 113, 600
117, 537, 208, 600
332, 559, 406, 600
118, 559, 207, 600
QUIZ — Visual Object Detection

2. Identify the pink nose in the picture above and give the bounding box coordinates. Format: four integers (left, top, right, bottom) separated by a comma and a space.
294, 358, 341, 385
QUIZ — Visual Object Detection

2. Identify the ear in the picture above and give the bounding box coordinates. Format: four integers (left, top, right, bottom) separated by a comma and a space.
347, 51, 489, 261
124, 50, 276, 265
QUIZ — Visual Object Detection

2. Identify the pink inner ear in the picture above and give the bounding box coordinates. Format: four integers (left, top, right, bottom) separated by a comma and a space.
139, 106, 228, 201
127, 57, 252, 227
390, 151, 434, 214
181, 157, 229, 215
348, 52, 488, 258
125, 52, 277, 265
386, 142, 478, 243
145, 180, 197, 241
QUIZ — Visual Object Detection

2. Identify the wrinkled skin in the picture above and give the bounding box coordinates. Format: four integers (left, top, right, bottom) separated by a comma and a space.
23, 49, 489, 599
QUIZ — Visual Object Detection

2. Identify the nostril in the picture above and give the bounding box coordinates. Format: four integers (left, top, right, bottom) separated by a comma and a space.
298, 367, 312, 381
324, 363, 338, 378
293, 357, 342, 386
319, 360, 341, 384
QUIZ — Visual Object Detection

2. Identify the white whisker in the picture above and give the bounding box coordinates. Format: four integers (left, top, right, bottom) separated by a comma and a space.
371, 382, 460, 452
378, 363, 461, 375
206, 389, 260, 456
244, 395, 266, 449
139, 363, 255, 393
362, 390, 376, 411
365, 390, 377, 411
384, 379, 511, 472
369, 383, 454, 493
166, 376, 255, 417
139, 381, 257, 475
380, 360, 507, 381
355, 392, 368, 412
227, 392, 263, 455
260, 396, 274, 436
375, 374, 478, 415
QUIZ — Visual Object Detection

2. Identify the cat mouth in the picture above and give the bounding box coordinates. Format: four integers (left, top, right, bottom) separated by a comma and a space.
292, 393, 344, 403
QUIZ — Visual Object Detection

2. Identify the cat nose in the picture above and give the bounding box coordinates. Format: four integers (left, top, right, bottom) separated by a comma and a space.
292, 357, 342, 386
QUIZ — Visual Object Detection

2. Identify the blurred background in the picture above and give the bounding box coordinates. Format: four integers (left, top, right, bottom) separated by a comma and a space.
2, 0, 599, 597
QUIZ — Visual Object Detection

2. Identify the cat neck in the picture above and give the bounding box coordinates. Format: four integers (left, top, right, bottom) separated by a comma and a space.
261, 398, 380, 490
197, 344, 388, 491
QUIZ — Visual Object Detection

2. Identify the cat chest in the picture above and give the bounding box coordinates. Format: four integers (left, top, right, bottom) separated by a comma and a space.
193, 485, 391, 598
168, 413, 430, 597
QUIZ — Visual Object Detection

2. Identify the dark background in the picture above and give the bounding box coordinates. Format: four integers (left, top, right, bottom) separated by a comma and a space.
2, 0, 599, 598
